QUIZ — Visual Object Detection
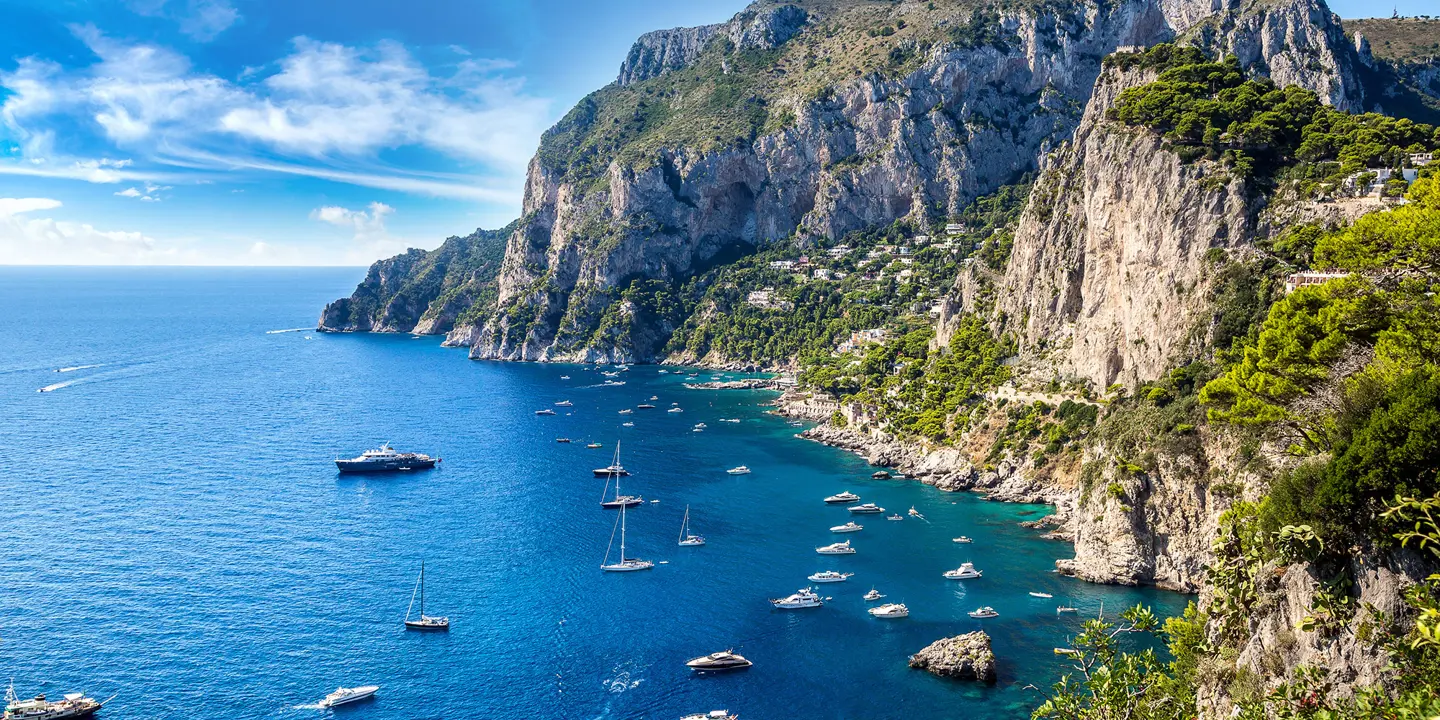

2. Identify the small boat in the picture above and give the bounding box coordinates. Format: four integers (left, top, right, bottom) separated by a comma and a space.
863, 588, 885, 601
3, 682, 108, 719
685, 651, 752, 671
872, 470, 891, 479
1054, 647, 1081, 656
1057, 605, 1079, 615
692, 427, 703, 433
868, 603, 909, 618
560, 375, 571, 380
952, 536, 973, 544
556, 438, 572, 443
944, 563, 982, 580
823, 491, 860, 504
1029, 592, 1054, 599
555, 400, 573, 407
680, 712, 737, 720
807, 570, 852, 583
678, 505, 706, 546
830, 521, 863, 533
721, 418, 740, 423
622, 422, 634, 427
788, 420, 804, 427
727, 466, 751, 475
908, 506, 924, 519
659, 369, 669, 374
603, 380, 626, 386
319, 686, 379, 708
668, 407, 683, 413
637, 404, 657, 409
649, 395, 659, 400
694, 423, 707, 429
968, 606, 999, 619
619, 409, 633, 415
770, 587, 824, 609
602, 371, 620, 377
403, 561, 450, 631
536, 408, 557, 416
815, 540, 855, 555
601, 492, 654, 572
586, 443, 603, 449
848, 503, 884, 514
886, 514, 904, 521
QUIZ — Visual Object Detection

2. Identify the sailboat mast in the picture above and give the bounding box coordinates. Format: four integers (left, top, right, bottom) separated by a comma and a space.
419, 561, 425, 617
619, 501, 627, 561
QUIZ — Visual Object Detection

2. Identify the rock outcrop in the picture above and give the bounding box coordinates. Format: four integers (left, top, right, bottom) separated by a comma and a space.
616, 5, 808, 86
908, 631, 997, 682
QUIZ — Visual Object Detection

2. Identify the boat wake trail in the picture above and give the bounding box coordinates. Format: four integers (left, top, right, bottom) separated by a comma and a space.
291, 703, 324, 710
37, 380, 75, 393
602, 662, 645, 694
265, 328, 310, 334
56, 363, 103, 373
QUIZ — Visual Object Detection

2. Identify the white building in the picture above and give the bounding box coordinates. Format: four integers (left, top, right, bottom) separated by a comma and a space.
1284, 271, 1350, 294
1411, 152, 1434, 167
813, 268, 834, 280
826, 245, 852, 257
838, 328, 888, 354
769, 260, 796, 270
944, 223, 966, 235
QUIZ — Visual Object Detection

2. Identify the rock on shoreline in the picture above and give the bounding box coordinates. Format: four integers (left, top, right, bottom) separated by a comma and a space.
909, 632, 997, 682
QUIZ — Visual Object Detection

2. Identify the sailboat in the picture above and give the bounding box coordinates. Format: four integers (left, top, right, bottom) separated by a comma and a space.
403, 561, 449, 630
678, 505, 706, 546
601, 496, 654, 572
600, 444, 643, 508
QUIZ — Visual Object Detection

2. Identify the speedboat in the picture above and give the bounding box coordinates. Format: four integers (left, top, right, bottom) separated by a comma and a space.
722, 418, 740, 423
824, 491, 860, 504
319, 686, 378, 708
872, 470, 891, 479
3, 683, 107, 720
807, 570, 852, 583
560, 375, 571, 380
908, 506, 925, 519
593, 465, 631, 477
863, 588, 885, 601
650, 395, 659, 400
586, 443, 603, 449
637, 403, 657, 409
830, 521, 863, 533
556, 438, 572, 443
694, 423, 707, 429
968, 607, 999, 619
1057, 605, 1079, 614
848, 503, 884, 514
555, 400, 573, 407
816, 540, 855, 555
686, 651, 752, 671
868, 603, 909, 618
944, 563, 982, 580
680, 712, 737, 720
619, 409, 633, 414
623, 422, 635, 427
770, 587, 824, 609
536, 408, 557, 416
668, 407, 684, 413
1029, 592, 1054, 599
952, 536, 973, 543
727, 466, 751, 475
886, 514, 904, 521
692, 427, 703, 433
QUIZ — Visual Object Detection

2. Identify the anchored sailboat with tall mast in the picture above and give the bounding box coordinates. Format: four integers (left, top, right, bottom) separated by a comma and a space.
600, 442, 643, 508
403, 561, 449, 631
678, 505, 705, 546
601, 495, 654, 572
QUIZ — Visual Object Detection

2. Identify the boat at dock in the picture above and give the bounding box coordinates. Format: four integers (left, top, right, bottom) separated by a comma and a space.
334, 444, 437, 473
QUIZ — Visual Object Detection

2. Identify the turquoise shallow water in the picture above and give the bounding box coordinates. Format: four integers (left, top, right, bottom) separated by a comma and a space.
0, 267, 1188, 719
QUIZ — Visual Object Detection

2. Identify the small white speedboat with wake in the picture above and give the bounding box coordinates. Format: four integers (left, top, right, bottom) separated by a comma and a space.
560, 375, 571, 380
868, 603, 909, 618
318, 686, 378, 708
535, 408, 556, 416
886, 514, 904, 521
944, 563, 982, 580
908, 506, 925, 519
1029, 592, 1054, 599
830, 521, 863, 533
816, 540, 855, 555
824, 491, 860, 504
727, 466, 750, 475
555, 400, 573, 407
968, 606, 999, 619
770, 587, 825, 609
848, 503, 884, 514
807, 570, 852, 583
863, 588, 885, 601
668, 407, 684, 413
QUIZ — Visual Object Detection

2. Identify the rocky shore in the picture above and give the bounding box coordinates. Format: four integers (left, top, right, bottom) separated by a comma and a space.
683, 378, 781, 390
908, 632, 997, 682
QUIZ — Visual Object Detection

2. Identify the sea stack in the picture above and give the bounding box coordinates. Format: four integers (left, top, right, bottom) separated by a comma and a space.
909, 632, 997, 683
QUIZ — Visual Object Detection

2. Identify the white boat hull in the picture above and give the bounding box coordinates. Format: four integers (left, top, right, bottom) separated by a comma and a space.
601, 560, 654, 572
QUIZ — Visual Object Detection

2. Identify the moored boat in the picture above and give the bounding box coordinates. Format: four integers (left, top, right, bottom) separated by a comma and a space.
770, 587, 824, 609
726, 466, 750, 475
679, 711, 737, 720
807, 570, 852, 583
677, 505, 706, 546
952, 536, 973, 543
848, 503, 884, 514
536, 408, 557, 416
403, 561, 449, 631
815, 540, 855, 555
318, 686, 378, 708
555, 400, 573, 407
335, 444, 437, 473
968, 606, 999, 619
944, 563, 982, 580
868, 602, 909, 618
830, 521, 863, 533
4, 683, 107, 720
863, 588, 885, 601
601, 490, 653, 572
1029, 592, 1053, 599
685, 651, 752, 671
823, 491, 860, 504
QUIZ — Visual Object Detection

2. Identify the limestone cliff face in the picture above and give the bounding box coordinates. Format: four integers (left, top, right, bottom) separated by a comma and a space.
616, 5, 808, 87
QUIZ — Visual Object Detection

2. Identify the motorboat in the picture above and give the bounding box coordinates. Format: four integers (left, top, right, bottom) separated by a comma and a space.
1057, 605, 1079, 615
886, 514, 904, 521
402, 561, 449, 631
807, 571, 852, 583
848, 503, 884, 514
685, 651, 752, 671
944, 563, 982, 580
560, 375, 571, 380
677, 505, 706, 546
872, 470, 891, 479
863, 588, 885, 601
668, 407, 684, 413
726, 466, 751, 475
1029, 592, 1054, 599
816, 540, 855, 555
694, 423, 707, 429
721, 418, 740, 423
637, 403, 657, 409
619, 409, 633, 415
770, 587, 824, 609
586, 443, 603, 449
556, 438, 572, 444
334, 444, 437, 473
319, 686, 378, 708
823, 491, 860, 504
830, 521, 863, 533
680, 712, 737, 720
968, 607, 999, 619
536, 408, 557, 416
3, 682, 108, 720
868, 603, 909, 618
952, 536, 973, 543
623, 422, 635, 427
692, 427, 704, 433
603, 380, 626, 386
555, 400, 573, 407
650, 395, 659, 400
594, 464, 631, 477
908, 506, 925, 519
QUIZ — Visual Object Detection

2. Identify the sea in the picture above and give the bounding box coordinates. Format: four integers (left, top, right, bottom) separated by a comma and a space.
0, 267, 1188, 719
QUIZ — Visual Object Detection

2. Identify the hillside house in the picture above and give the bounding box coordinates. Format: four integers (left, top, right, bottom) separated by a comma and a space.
1284, 271, 1351, 294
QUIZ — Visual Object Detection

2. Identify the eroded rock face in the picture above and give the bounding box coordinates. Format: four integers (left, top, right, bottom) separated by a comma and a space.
616, 5, 808, 86
908, 631, 997, 682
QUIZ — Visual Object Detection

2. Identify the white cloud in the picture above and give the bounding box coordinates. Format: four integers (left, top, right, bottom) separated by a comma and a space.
0, 197, 63, 216
114, 181, 170, 201
126, 0, 240, 42
309, 201, 410, 261
0, 196, 175, 264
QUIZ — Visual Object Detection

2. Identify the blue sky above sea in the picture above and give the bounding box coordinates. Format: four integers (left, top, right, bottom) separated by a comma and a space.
0, 0, 1424, 266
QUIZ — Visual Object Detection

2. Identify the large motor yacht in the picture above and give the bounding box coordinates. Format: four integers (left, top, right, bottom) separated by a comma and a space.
830, 521, 863, 533
4, 683, 106, 720
815, 540, 855, 555
848, 503, 885, 514
770, 588, 824, 609
806, 570, 853, 583
334, 444, 437, 473
823, 491, 860, 504
685, 651, 752, 671
943, 563, 983, 580
868, 603, 909, 618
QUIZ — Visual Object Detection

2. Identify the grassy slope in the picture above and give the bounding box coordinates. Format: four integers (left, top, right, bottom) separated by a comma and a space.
1342, 17, 1440, 63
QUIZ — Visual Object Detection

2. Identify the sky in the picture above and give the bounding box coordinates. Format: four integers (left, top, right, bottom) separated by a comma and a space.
0, 0, 1425, 266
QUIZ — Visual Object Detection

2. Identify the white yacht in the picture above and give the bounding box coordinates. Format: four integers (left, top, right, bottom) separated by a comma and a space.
1029, 592, 1054, 599
823, 491, 860, 504
944, 563, 982, 580
726, 466, 751, 475
1057, 605, 1079, 615
535, 408, 556, 416
968, 607, 999, 619
807, 570, 852, 583
830, 521, 863, 533
586, 442, 603, 449
680, 712, 736, 720
816, 540, 855, 555
601, 492, 653, 572
319, 686, 378, 708
685, 651, 752, 671
619, 408, 633, 414
622, 422, 635, 427
668, 407, 684, 413
677, 505, 706, 546
886, 514, 904, 521
863, 588, 885, 601
694, 423, 707, 429
560, 375, 571, 380
868, 603, 909, 618
952, 536, 973, 544
555, 400, 573, 407
770, 587, 824, 609
848, 503, 884, 514
3, 683, 107, 720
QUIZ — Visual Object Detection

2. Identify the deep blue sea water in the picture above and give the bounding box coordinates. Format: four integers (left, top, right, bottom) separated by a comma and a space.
0, 267, 1188, 719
